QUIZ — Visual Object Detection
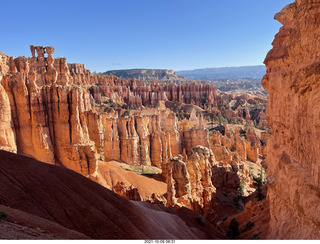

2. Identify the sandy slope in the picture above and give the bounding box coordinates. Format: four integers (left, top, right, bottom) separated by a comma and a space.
0, 150, 223, 239
95, 160, 166, 200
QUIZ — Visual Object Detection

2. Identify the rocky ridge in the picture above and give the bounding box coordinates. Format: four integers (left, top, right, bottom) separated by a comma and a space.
104, 69, 186, 82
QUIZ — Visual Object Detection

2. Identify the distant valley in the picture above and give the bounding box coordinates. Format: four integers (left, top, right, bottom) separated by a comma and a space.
104, 69, 186, 82
176, 65, 266, 80
104, 66, 266, 91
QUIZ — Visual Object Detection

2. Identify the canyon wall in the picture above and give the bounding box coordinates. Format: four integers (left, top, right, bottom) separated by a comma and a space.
0, 46, 217, 177
0, 45, 268, 228
262, 0, 320, 239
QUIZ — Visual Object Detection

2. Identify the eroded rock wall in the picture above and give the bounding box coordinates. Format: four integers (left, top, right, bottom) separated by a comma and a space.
0, 47, 185, 175
0, 49, 98, 176
166, 146, 216, 219
102, 110, 181, 167
262, 0, 320, 239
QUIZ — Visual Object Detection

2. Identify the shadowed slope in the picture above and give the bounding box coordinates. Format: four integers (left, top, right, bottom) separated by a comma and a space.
0, 150, 223, 239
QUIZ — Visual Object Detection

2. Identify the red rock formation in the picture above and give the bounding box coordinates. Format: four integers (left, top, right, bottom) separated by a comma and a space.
101, 109, 181, 167
113, 182, 142, 201
0, 150, 224, 239
0, 47, 98, 176
0, 47, 187, 176
97, 79, 217, 108
209, 126, 254, 194
245, 129, 261, 163
257, 111, 268, 130
93, 160, 167, 203
179, 112, 209, 157
0, 53, 16, 153
214, 91, 268, 126
262, 0, 320, 239
166, 146, 216, 218
0, 46, 262, 224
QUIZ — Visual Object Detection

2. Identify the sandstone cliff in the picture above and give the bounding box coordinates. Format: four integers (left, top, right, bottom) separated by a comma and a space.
262, 0, 320, 239
0, 47, 98, 176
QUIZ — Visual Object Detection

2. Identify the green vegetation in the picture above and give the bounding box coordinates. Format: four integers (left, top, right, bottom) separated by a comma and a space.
122, 110, 130, 117
201, 95, 207, 105
218, 114, 229, 124
262, 137, 268, 144
234, 118, 241, 125
0, 211, 7, 220
240, 129, 246, 137
244, 122, 254, 131
235, 180, 244, 206
177, 114, 185, 121
121, 165, 160, 175
127, 105, 138, 110
237, 181, 245, 199
95, 99, 123, 114
223, 101, 230, 109
94, 102, 103, 113
251, 166, 267, 200
196, 216, 205, 226
172, 104, 182, 113
93, 71, 105, 75
227, 218, 240, 239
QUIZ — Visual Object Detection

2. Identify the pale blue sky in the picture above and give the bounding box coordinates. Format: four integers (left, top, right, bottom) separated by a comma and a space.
1, 0, 293, 72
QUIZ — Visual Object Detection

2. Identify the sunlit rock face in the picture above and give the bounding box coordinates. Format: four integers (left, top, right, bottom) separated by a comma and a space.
0, 46, 204, 177
166, 146, 216, 219
1, 45, 260, 218
0, 47, 98, 176
0, 47, 184, 176
262, 0, 320, 239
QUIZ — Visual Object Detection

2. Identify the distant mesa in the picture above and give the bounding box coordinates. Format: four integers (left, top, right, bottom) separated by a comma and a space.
104, 69, 186, 81
177, 65, 266, 80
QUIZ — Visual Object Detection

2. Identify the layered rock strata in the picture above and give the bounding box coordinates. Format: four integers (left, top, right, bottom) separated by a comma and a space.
262, 0, 320, 239
166, 146, 216, 219
0, 47, 97, 176
210, 124, 261, 164
0, 46, 216, 177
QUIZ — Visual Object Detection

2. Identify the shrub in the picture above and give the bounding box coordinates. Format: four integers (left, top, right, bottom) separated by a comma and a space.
262, 137, 268, 144
251, 167, 266, 200
218, 114, 229, 124
227, 218, 239, 239
196, 216, 205, 226
0, 211, 7, 219
122, 110, 130, 117
237, 181, 244, 199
